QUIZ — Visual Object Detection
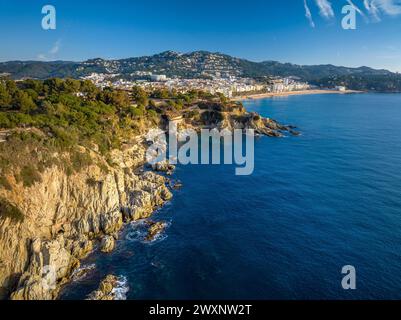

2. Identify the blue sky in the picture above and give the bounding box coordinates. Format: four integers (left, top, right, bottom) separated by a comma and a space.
1, 0, 401, 71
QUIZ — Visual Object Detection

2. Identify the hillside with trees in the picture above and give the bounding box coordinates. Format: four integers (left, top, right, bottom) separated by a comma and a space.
1, 51, 400, 92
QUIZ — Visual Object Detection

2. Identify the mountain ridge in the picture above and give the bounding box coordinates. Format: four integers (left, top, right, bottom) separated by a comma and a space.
0, 50, 394, 81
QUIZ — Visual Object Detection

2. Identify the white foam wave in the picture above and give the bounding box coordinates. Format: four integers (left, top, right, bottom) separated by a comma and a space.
125, 219, 172, 244
112, 275, 129, 300
71, 264, 96, 282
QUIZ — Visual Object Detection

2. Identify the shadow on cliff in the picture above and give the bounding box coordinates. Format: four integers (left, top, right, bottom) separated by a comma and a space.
0, 273, 22, 300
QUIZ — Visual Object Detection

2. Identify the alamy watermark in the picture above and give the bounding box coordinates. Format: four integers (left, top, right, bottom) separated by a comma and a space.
41, 5, 56, 30
42, 3, 358, 33
342, 5, 357, 30
342, 265, 356, 290
41, 265, 57, 291
146, 122, 255, 176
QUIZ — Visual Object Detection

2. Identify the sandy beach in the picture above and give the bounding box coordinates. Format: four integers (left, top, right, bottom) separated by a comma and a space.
231, 89, 363, 101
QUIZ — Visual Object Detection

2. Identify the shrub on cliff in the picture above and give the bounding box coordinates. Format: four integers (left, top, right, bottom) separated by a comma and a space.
17, 165, 43, 188
0, 83, 12, 109
0, 199, 24, 223
200, 110, 224, 124
129, 105, 145, 117
71, 150, 93, 172
0, 176, 12, 191
0, 112, 12, 128
131, 86, 149, 106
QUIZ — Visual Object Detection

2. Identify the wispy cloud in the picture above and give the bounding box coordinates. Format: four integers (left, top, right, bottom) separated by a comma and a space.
376, 0, 401, 15
304, 0, 316, 27
303, 0, 334, 26
364, 0, 401, 20
37, 54, 47, 60
315, 0, 335, 19
346, 0, 367, 17
364, 0, 383, 20
303, 0, 401, 26
49, 40, 61, 55
37, 39, 61, 60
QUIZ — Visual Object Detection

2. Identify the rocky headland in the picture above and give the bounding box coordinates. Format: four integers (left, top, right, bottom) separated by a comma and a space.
0, 80, 297, 300
160, 100, 299, 138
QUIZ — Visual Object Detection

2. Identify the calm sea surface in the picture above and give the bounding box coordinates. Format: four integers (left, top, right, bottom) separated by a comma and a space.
61, 93, 401, 300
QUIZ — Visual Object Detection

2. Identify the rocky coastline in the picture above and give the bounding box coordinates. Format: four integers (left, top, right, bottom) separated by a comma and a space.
0, 104, 297, 300
87, 275, 128, 300
0, 134, 173, 300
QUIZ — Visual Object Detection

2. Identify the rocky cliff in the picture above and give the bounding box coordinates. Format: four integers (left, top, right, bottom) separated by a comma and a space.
0, 136, 172, 300
175, 101, 299, 137
0, 101, 297, 300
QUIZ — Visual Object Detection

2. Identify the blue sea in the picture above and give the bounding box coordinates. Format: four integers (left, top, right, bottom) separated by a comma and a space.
61, 93, 401, 300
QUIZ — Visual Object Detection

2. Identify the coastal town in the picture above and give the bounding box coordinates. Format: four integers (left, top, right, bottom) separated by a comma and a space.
81, 72, 347, 98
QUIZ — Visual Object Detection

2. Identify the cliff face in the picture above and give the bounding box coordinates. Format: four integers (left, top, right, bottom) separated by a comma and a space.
0, 101, 296, 300
178, 101, 298, 137
0, 137, 172, 300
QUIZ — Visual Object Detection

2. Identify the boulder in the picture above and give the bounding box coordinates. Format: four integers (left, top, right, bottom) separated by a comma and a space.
171, 180, 183, 190
10, 236, 79, 300
100, 211, 123, 235
100, 236, 115, 253
151, 161, 176, 174
70, 236, 93, 259
145, 221, 167, 242
87, 275, 118, 300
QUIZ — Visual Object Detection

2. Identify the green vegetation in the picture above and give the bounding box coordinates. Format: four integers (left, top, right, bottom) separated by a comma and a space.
0, 131, 63, 186
18, 165, 42, 188
0, 79, 161, 140
0, 176, 12, 191
70, 150, 93, 172
0, 78, 232, 190
200, 110, 224, 124
0, 78, 161, 185
132, 86, 149, 106
151, 88, 171, 99
0, 198, 24, 223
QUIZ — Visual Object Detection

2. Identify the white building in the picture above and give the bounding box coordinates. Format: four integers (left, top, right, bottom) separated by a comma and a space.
335, 86, 347, 92
150, 75, 168, 82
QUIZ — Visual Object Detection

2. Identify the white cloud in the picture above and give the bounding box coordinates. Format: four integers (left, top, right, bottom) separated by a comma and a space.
49, 40, 61, 55
364, 0, 381, 20
364, 0, 401, 20
304, 0, 316, 27
377, 0, 401, 15
37, 54, 47, 60
37, 40, 61, 61
301, 0, 401, 27
315, 0, 335, 19
346, 0, 367, 17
